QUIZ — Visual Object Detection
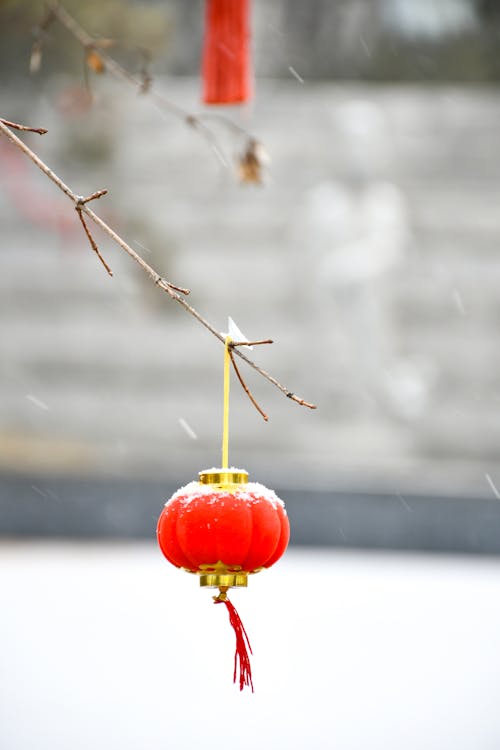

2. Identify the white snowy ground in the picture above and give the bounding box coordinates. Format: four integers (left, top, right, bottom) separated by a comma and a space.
1, 542, 499, 750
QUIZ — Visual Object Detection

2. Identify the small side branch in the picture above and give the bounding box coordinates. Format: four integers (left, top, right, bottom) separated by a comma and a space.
230, 339, 273, 348
75, 191, 112, 276
229, 345, 318, 411
0, 118, 47, 135
229, 348, 268, 421
286, 392, 317, 409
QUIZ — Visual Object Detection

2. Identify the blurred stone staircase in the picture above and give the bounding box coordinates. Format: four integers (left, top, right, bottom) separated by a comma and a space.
2, 79, 500, 496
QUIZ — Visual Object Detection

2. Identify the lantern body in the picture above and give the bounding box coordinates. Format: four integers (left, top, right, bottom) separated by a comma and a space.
157, 470, 289, 586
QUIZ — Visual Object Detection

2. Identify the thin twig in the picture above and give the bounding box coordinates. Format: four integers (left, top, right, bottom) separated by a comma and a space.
75, 191, 112, 276
0, 118, 316, 410
286, 392, 317, 409
229, 348, 268, 422
0, 118, 47, 135
230, 339, 273, 348
77, 189, 108, 204
30, 6, 55, 73
75, 210, 112, 276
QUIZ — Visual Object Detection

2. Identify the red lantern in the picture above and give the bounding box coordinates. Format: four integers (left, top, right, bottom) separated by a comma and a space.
202, 0, 252, 104
157, 467, 290, 691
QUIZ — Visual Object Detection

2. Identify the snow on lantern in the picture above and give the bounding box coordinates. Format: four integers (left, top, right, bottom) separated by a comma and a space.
157, 330, 290, 692
202, 0, 252, 104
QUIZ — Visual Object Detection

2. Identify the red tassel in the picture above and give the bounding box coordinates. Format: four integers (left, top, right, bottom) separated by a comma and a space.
214, 595, 254, 692
202, 0, 252, 104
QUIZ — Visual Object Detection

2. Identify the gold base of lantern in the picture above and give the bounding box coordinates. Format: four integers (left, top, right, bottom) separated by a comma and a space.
199, 468, 248, 489
197, 560, 252, 588
199, 572, 248, 588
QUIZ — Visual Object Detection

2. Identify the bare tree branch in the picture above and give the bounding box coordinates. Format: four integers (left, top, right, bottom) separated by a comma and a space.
0, 119, 189, 295
43, 2, 255, 170
0, 118, 316, 411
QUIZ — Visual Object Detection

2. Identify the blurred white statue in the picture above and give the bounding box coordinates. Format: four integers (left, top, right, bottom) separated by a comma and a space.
294, 176, 432, 420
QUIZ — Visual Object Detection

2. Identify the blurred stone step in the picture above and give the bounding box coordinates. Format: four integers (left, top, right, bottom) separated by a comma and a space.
415, 407, 500, 461
410, 187, 500, 233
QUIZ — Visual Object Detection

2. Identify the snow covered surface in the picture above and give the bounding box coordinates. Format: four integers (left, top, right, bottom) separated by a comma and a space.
1, 542, 499, 750
168, 479, 285, 509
